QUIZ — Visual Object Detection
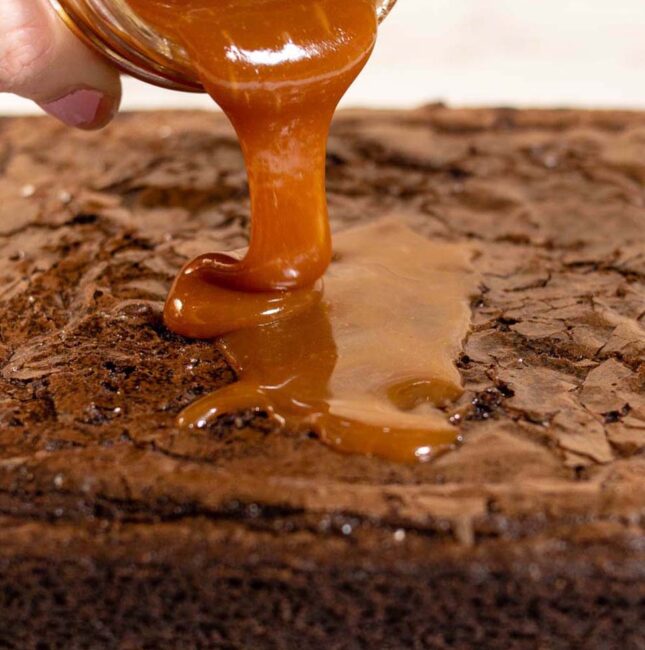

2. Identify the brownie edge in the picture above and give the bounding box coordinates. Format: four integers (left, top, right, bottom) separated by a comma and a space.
0, 520, 643, 649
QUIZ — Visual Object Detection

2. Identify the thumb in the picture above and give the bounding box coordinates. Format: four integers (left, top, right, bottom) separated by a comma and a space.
0, 0, 121, 129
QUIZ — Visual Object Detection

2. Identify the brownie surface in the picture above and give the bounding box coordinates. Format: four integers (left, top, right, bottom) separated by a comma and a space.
0, 107, 643, 649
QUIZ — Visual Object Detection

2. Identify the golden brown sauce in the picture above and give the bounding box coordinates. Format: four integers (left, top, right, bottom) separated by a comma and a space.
127, 0, 378, 291
175, 220, 476, 463
126, 1, 476, 462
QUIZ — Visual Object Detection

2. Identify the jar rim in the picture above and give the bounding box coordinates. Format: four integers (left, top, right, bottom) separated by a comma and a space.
49, 0, 202, 91
49, 0, 397, 93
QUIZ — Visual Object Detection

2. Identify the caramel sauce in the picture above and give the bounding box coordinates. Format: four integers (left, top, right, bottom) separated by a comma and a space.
127, 0, 378, 291
125, 0, 476, 461
174, 220, 476, 463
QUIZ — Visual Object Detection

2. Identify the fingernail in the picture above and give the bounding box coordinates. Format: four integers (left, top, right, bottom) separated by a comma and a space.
40, 88, 115, 130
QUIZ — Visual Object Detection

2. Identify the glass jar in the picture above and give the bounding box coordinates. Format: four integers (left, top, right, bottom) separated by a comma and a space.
48, 0, 398, 92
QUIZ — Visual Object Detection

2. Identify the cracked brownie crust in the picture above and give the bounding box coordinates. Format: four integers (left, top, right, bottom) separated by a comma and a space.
0, 107, 643, 648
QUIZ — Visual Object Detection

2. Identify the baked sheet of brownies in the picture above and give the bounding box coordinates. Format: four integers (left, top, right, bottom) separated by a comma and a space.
0, 107, 643, 648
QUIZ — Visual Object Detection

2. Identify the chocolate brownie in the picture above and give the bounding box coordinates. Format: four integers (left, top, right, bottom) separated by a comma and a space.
0, 107, 642, 649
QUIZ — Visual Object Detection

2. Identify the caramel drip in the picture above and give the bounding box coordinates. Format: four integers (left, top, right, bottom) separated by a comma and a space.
125, 1, 476, 462
173, 220, 476, 463
126, 0, 378, 291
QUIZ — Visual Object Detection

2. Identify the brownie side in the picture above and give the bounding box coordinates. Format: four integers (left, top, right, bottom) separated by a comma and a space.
0, 520, 643, 650
0, 107, 643, 648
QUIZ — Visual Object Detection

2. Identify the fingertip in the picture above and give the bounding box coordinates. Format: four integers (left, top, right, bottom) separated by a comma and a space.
1, 0, 123, 129
38, 81, 121, 130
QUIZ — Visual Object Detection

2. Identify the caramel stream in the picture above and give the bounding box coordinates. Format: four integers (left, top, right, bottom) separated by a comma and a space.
128, 0, 378, 290
126, 0, 476, 461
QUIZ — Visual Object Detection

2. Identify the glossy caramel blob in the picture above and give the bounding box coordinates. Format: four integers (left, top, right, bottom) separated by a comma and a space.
174, 220, 477, 463
127, 0, 378, 291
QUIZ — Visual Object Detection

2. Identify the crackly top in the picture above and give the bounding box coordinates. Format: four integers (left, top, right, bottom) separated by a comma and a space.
0, 107, 642, 565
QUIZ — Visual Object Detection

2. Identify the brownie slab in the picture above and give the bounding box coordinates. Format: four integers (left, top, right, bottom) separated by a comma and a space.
0, 107, 643, 648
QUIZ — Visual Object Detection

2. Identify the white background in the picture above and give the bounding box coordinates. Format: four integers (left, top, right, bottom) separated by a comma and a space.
1, 0, 645, 114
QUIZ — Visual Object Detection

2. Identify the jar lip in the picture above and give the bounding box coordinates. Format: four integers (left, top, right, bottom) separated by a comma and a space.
50, 0, 204, 92
50, 0, 396, 94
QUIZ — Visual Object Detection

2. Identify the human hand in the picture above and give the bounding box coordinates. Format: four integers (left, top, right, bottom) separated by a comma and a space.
0, 0, 121, 129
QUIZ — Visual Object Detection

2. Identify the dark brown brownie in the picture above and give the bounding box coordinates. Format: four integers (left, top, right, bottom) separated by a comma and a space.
0, 107, 643, 649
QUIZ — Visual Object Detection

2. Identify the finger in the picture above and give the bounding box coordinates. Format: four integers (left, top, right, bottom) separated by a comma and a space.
0, 0, 122, 129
